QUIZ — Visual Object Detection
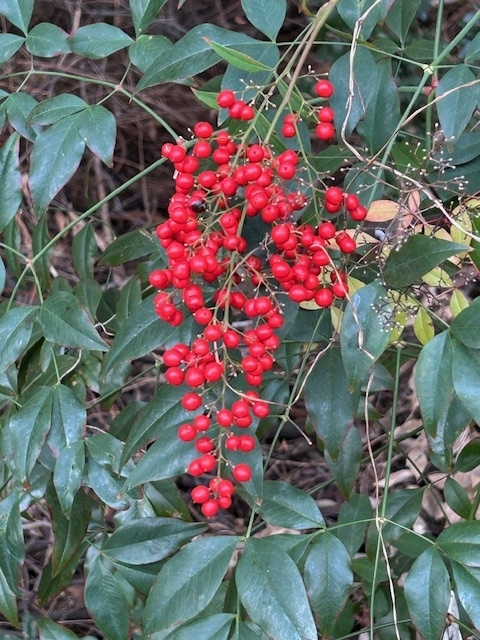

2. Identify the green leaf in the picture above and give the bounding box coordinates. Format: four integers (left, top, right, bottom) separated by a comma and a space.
137, 25, 264, 90
330, 47, 378, 137
356, 59, 400, 153
415, 331, 454, 437
404, 547, 450, 640
383, 235, 468, 288
157, 614, 234, 640
335, 493, 373, 556
455, 439, 480, 473
451, 337, 480, 424
99, 229, 156, 266
206, 39, 273, 72
437, 65, 479, 140
385, 0, 422, 45
27, 94, 88, 125
69, 23, 133, 59
129, 34, 172, 72
77, 105, 116, 166
130, 0, 168, 36
0, 34, 25, 64
52, 384, 86, 445
0, 257, 5, 297
434, 132, 480, 166
0, 493, 24, 594
304, 533, 353, 636
26, 23, 71, 57
0, 305, 38, 373
304, 345, 360, 459
84, 557, 130, 640
2, 387, 52, 482
337, 0, 390, 39
72, 222, 97, 280
236, 537, 317, 640
144, 536, 238, 633
0, 0, 33, 33
256, 481, 324, 530
465, 32, 480, 63
39, 291, 108, 351
340, 281, 391, 390
437, 520, 480, 566
450, 297, 480, 348
29, 114, 85, 214
0, 567, 19, 628
324, 425, 362, 499
103, 517, 206, 565
444, 477, 472, 520
104, 295, 174, 373
449, 563, 480, 627
38, 617, 81, 639
53, 442, 85, 518
4, 92, 39, 140
240, 0, 286, 41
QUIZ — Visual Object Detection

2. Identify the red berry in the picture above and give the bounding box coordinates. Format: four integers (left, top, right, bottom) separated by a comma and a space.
349, 205, 368, 221
201, 498, 219, 517
191, 485, 211, 503
217, 408, 233, 427
314, 287, 334, 308
185, 367, 205, 388
233, 463, 252, 482
338, 235, 357, 254
318, 106, 335, 122
182, 392, 203, 411
218, 496, 232, 509
178, 424, 197, 441
325, 187, 344, 206
252, 401, 269, 418
193, 415, 211, 432
316, 122, 335, 140
217, 90, 235, 108
239, 435, 255, 452
193, 121, 214, 138
199, 453, 216, 472
217, 479, 235, 497
196, 437, 215, 453
231, 399, 249, 419
225, 435, 241, 451
314, 79, 334, 98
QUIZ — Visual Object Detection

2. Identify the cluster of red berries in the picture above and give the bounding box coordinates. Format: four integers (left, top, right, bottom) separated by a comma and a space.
150, 81, 364, 517
281, 79, 336, 141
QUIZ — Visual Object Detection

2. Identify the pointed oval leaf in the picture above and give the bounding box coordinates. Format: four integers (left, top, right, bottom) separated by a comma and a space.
413, 306, 435, 344
449, 562, 480, 628
437, 520, 480, 566
72, 222, 97, 280
383, 235, 469, 288
0, 567, 19, 628
450, 290, 470, 319
256, 481, 324, 529
0, 493, 25, 594
0, 0, 33, 33
130, 0, 169, 36
337, 0, 390, 39
144, 536, 238, 633
129, 34, 172, 72
26, 23, 71, 57
28, 94, 88, 125
0, 133, 22, 233
84, 557, 130, 640
103, 517, 206, 565
455, 439, 480, 473
52, 384, 86, 445
39, 291, 108, 351
450, 297, 480, 348
240, 0, 286, 41
0, 34, 25, 63
4, 92, 39, 140
324, 425, 362, 499
236, 537, 317, 640
451, 337, 480, 424
0, 305, 39, 373
77, 105, 116, 165
53, 442, 85, 518
437, 65, 479, 140
38, 617, 81, 639
304, 532, 353, 636
206, 39, 272, 72
69, 23, 133, 59
156, 613, 234, 640
29, 114, 85, 214
404, 547, 450, 640
335, 493, 373, 557
99, 229, 156, 266
443, 477, 472, 520
385, 0, 422, 44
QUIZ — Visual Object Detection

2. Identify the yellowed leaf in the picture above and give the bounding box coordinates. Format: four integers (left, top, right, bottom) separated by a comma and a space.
365, 200, 399, 222
421, 266, 454, 287
450, 289, 469, 317
413, 307, 434, 345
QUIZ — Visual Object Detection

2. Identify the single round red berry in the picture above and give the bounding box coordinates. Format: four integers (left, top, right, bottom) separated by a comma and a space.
191, 485, 211, 504
201, 498, 219, 517
178, 423, 197, 442
314, 79, 334, 98
233, 463, 252, 482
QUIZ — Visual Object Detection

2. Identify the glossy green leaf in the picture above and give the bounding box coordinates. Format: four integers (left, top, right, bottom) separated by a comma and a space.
450, 297, 480, 348
449, 563, 480, 627
157, 614, 234, 640
0, 493, 24, 594
415, 331, 453, 437
37, 540, 88, 606
455, 439, 480, 473
437, 65, 479, 140
115, 277, 142, 325
4, 92, 39, 140
26, 23, 71, 57
435, 132, 480, 166
52, 384, 86, 445
137, 25, 263, 90
129, 34, 172, 72
335, 493, 373, 557
144, 536, 238, 633
340, 281, 391, 390
0, 34, 25, 63
130, 0, 168, 35
256, 481, 324, 530
330, 46, 377, 138
444, 477, 472, 520
87, 458, 128, 509
0, 305, 38, 373
84, 557, 130, 640
383, 235, 468, 288
236, 537, 317, 640
0, 132, 22, 233
228, 622, 265, 640
0, 567, 19, 628
0, 0, 33, 33
27, 94, 87, 125
404, 547, 450, 640
451, 337, 480, 424
103, 517, 206, 565
385, 0, 422, 44
39, 291, 108, 351
325, 425, 362, 499
53, 442, 85, 518
38, 617, 81, 639
427, 392, 472, 472
206, 39, 272, 71
337, 0, 390, 39
241, 0, 286, 41
72, 222, 97, 280
69, 23, 133, 59
356, 59, 400, 153
99, 229, 156, 266
304, 533, 353, 636
2, 387, 52, 482
29, 114, 85, 214
437, 520, 480, 566
77, 104, 116, 166
465, 32, 480, 63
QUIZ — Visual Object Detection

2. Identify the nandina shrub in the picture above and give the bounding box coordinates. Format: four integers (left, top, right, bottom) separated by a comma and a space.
2, 0, 480, 638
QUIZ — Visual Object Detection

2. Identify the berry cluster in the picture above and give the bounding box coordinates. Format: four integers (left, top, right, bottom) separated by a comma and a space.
149, 81, 363, 517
